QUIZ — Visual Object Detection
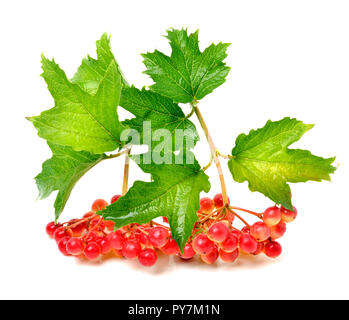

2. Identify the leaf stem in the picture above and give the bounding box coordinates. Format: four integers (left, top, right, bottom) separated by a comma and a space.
122, 148, 131, 196
191, 101, 229, 206
106, 149, 129, 160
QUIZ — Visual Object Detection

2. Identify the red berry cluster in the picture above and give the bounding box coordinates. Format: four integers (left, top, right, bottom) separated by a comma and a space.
46, 193, 297, 267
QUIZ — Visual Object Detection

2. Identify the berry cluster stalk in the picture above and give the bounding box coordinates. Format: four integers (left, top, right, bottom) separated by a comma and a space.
191, 101, 229, 206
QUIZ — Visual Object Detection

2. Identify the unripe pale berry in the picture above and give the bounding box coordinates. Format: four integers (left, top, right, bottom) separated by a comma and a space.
250, 222, 271, 242
270, 222, 286, 239
281, 206, 297, 223
239, 233, 258, 254
263, 206, 282, 227
200, 197, 215, 213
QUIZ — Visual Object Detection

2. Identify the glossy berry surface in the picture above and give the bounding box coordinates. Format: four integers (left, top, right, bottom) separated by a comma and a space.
219, 248, 239, 263
239, 233, 258, 254
263, 206, 282, 227
138, 249, 157, 267
270, 222, 286, 239
264, 241, 282, 258
207, 222, 229, 243
200, 197, 215, 213
179, 243, 196, 260
91, 199, 108, 212
122, 240, 141, 259
110, 195, 121, 204
161, 237, 180, 255
84, 242, 101, 260
281, 206, 298, 223
192, 234, 215, 255
201, 246, 219, 264
219, 232, 238, 252
148, 227, 169, 248
66, 238, 84, 255
250, 222, 271, 242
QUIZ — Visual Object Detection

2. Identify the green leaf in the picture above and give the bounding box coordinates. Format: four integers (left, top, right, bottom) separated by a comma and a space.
100, 153, 210, 251
228, 118, 336, 210
36, 143, 107, 221
71, 33, 128, 94
28, 55, 125, 154
120, 86, 199, 151
142, 28, 230, 103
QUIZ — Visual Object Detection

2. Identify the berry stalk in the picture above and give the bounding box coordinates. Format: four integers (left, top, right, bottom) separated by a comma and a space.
191, 101, 229, 206
122, 148, 131, 196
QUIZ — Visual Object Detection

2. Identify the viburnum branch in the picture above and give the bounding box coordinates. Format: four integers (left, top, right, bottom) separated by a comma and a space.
106, 149, 130, 160
122, 148, 131, 196
229, 206, 263, 219
227, 207, 250, 227
191, 101, 229, 206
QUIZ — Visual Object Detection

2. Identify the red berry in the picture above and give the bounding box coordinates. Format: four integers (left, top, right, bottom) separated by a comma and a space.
219, 248, 239, 263
201, 246, 219, 264
84, 242, 101, 260
148, 227, 169, 248
104, 220, 115, 232
179, 243, 196, 260
53, 227, 71, 243
270, 222, 286, 239
83, 211, 96, 218
96, 237, 112, 254
57, 236, 71, 256
161, 237, 180, 255
199, 197, 215, 213
110, 195, 121, 204
207, 222, 229, 243
135, 231, 151, 247
122, 240, 141, 259
46, 221, 61, 238
253, 242, 265, 255
231, 229, 242, 239
264, 241, 282, 258
239, 233, 258, 254
241, 226, 250, 234
263, 206, 281, 227
66, 238, 84, 255
192, 234, 215, 255
213, 193, 230, 208
84, 231, 98, 243
220, 232, 238, 252
281, 206, 297, 223
70, 221, 87, 237
106, 231, 124, 250
138, 249, 158, 267
162, 217, 169, 223
250, 222, 271, 242
91, 199, 108, 212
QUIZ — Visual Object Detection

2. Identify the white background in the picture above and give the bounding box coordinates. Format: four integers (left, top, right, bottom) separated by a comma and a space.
1, 0, 348, 300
